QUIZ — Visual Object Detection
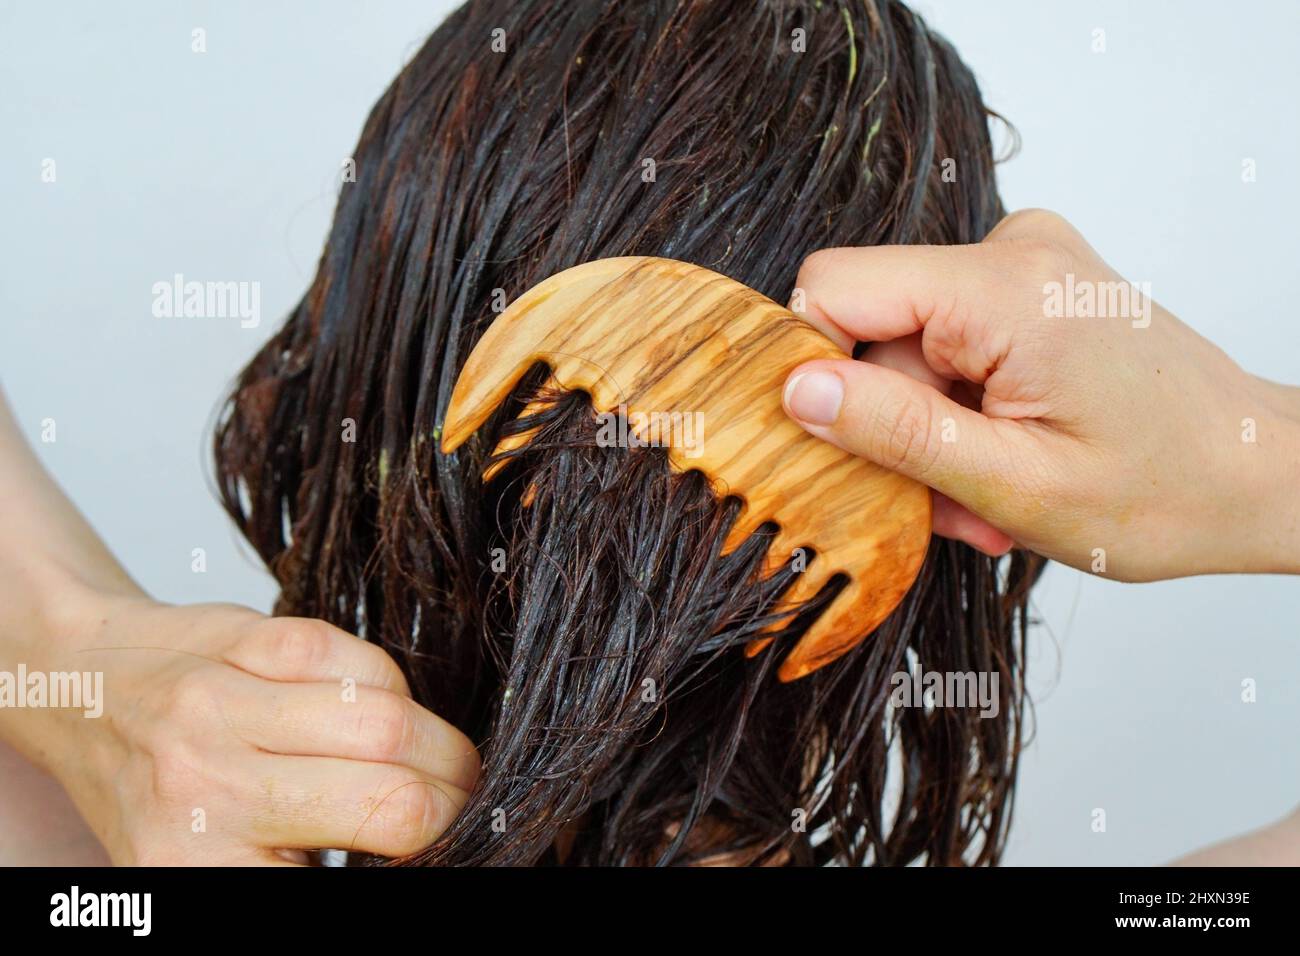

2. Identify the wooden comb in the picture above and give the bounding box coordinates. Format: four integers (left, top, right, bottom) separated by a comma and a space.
439, 256, 931, 681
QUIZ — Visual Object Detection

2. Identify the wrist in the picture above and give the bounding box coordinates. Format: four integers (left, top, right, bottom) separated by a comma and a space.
0, 574, 139, 775
1232, 374, 1300, 574
17, 584, 151, 861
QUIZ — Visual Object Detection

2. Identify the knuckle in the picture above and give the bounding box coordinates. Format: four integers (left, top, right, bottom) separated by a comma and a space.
794, 247, 845, 291
356, 696, 416, 763
1014, 237, 1075, 283
259, 618, 335, 673
373, 777, 447, 853
353, 640, 407, 691
873, 396, 936, 474
163, 668, 216, 718
998, 207, 1070, 240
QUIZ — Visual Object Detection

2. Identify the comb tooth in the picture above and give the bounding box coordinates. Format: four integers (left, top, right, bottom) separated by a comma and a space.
482, 429, 535, 482
482, 376, 561, 481
777, 564, 834, 605
764, 522, 815, 575
742, 559, 833, 660
720, 505, 768, 555
777, 501, 931, 680
776, 581, 867, 681
777, 563, 939, 682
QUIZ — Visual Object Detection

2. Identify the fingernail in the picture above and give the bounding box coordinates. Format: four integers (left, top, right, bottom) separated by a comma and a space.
784, 371, 843, 425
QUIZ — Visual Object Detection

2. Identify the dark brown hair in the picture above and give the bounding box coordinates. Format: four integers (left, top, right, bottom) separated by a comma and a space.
215, 0, 1041, 865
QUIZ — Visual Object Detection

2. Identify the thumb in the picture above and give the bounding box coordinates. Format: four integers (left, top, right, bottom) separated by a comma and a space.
783, 359, 1013, 507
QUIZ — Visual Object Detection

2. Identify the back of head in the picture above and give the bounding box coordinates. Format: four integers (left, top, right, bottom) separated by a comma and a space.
215, 0, 1040, 865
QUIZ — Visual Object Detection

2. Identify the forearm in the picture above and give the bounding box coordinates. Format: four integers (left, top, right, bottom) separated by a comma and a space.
0, 388, 143, 763
0, 390, 143, 620
0, 738, 108, 866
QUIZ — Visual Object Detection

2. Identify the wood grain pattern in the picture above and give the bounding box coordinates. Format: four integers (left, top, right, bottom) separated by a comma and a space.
441, 256, 931, 681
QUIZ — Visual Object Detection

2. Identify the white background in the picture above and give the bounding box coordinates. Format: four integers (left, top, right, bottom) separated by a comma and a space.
1, 0, 1296, 864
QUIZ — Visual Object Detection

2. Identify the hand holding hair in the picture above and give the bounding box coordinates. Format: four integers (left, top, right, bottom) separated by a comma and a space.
0, 392, 480, 865
783, 209, 1300, 582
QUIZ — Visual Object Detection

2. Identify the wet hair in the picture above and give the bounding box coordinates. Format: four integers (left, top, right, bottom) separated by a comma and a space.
214, 0, 1042, 865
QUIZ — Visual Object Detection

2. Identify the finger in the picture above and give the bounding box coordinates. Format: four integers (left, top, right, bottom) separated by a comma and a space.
245, 753, 470, 858
931, 493, 1015, 557
790, 244, 1023, 384
787, 289, 855, 353
792, 244, 987, 341
228, 679, 480, 792
224, 617, 411, 697
865, 338, 995, 419
860, 333, 953, 391
783, 358, 1023, 508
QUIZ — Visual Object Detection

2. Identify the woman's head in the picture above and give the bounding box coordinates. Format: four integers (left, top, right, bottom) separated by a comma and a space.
215, 0, 1039, 865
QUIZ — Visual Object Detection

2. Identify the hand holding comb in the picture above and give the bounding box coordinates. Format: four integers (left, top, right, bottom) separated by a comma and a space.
439, 256, 931, 681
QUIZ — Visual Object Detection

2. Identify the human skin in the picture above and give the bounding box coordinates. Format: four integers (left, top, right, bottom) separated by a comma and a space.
782, 208, 1300, 862
0, 392, 480, 865
783, 208, 1300, 581
1, 209, 1295, 865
